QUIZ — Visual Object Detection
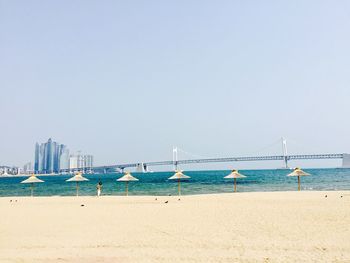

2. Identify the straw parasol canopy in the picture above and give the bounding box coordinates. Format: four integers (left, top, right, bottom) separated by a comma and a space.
117, 172, 138, 196
287, 167, 310, 191
168, 170, 190, 196
21, 174, 44, 197
224, 169, 246, 192
66, 172, 89, 196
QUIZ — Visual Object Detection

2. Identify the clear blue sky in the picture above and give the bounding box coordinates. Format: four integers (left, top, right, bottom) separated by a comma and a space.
1, 1, 349, 169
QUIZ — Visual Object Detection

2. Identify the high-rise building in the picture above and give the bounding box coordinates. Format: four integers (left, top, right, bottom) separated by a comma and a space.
34, 143, 39, 172
34, 138, 70, 174
69, 155, 78, 170
69, 153, 93, 172
59, 145, 70, 170
84, 155, 94, 169
23, 162, 33, 174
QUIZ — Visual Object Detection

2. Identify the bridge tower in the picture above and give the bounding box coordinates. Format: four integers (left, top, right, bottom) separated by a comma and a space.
136, 163, 148, 173
173, 146, 178, 171
282, 137, 289, 169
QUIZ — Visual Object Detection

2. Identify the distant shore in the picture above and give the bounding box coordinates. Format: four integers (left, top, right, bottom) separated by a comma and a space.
1, 191, 350, 262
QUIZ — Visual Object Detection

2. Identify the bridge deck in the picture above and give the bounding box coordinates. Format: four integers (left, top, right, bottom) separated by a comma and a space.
73, 153, 344, 172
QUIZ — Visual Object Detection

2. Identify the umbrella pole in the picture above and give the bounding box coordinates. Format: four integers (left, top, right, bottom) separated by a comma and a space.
234, 178, 237, 192
178, 179, 181, 196
76, 182, 79, 196
298, 176, 301, 191
31, 183, 34, 197
126, 181, 129, 196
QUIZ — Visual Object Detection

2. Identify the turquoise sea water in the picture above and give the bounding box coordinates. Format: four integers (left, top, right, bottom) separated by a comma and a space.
1, 168, 350, 197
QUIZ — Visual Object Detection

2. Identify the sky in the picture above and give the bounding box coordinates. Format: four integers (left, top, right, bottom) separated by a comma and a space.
1, 1, 350, 170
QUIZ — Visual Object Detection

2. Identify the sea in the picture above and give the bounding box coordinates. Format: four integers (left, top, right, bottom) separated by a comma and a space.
1, 168, 350, 197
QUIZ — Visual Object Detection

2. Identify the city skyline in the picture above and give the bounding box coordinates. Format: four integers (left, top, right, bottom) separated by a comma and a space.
1, 134, 349, 170
1, 1, 349, 169
33, 138, 93, 174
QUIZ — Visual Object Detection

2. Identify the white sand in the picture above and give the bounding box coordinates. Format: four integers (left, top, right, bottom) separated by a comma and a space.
1, 191, 350, 262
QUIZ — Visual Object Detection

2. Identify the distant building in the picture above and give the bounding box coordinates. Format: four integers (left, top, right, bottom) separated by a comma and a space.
0, 166, 9, 175
69, 153, 93, 172
84, 155, 93, 169
23, 162, 33, 174
34, 138, 70, 174
59, 145, 70, 170
0, 166, 19, 175
69, 155, 78, 170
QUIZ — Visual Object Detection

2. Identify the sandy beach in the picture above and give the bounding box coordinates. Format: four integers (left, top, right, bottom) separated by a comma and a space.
1, 191, 350, 263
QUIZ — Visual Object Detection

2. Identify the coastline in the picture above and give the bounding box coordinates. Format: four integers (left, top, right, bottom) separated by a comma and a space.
1, 189, 350, 198
1, 191, 350, 262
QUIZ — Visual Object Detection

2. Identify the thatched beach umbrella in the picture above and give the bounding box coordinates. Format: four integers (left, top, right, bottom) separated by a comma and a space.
66, 172, 89, 196
21, 174, 44, 196
117, 172, 138, 196
168, 170, 190, 196
287, 167, 310, 191
224, 169, 246, 192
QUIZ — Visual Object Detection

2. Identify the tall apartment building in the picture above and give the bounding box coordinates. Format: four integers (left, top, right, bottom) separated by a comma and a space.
69, 153, 94, 171
23, 162, 33, 174
34, 138, 70, 174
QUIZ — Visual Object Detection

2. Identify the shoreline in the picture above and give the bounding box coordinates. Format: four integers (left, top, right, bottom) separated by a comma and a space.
1, 189, 349, 199
1, 189, 350, 198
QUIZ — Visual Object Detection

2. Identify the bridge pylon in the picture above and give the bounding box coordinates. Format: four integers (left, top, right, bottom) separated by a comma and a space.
173, 146, 178, 171
282, 137, 289, 169
136, 163, 148, 173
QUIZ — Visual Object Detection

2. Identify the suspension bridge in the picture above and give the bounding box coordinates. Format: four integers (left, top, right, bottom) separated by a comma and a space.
61, 138, 350, 173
